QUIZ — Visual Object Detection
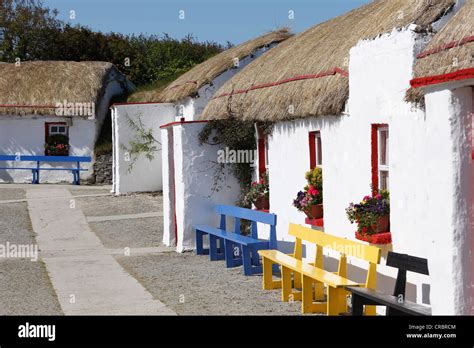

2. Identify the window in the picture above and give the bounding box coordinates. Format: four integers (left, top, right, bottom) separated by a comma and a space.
309, 131, 322, 169
256, 124, 268, 177
378, 127, 389, 190
371, 124, 389, 191
48, 124, 68, 136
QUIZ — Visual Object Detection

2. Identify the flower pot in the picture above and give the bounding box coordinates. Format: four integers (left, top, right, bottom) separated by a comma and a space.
305, 204, 323, 219
254, 196, 269, 210
377, 215, 390, 232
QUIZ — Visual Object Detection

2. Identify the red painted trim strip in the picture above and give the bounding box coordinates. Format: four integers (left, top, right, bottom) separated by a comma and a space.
417, 35, 474, 59
309, 132, 316, 169
410, 68, 474, 88
258, 138, 266, 178
305, 217, 324, 227
0, 104, 57, 109
211, 68, 348, 100
371, 125, 379, 193
159, 120, 208, 129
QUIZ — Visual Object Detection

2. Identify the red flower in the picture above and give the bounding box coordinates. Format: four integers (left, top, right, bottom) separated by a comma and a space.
362, 227, 367, 233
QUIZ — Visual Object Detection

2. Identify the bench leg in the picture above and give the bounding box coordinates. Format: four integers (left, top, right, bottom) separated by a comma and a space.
251, 249, 261, 266
195, 231, 209, 255
327, 287, 342, 316
224, 240, 237, 267
338, 288, 349, 314
281, 266, 293, 302
314, 282, 325, 301
302, 275, 313, 314
242, 246, 253, 276
351, 293, 365, 316
293, 271, 302, 289
209, 235, 224, 261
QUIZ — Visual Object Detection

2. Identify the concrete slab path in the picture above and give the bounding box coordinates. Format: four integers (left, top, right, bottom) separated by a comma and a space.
26, 187, 175, 315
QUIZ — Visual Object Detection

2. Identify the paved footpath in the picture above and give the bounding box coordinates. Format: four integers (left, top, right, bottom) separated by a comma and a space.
26, 187, 175, 315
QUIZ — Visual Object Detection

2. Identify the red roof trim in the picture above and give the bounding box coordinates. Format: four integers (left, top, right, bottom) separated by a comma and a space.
0, 104, 57, 109
417, 35, 474, 59
211, 68, 348, 100
159, 120, 208, 129
410, 68, 474, 88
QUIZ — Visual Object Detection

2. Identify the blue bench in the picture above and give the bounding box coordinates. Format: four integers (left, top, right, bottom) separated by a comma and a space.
0, 155, 92, 185
195, 205, 277, 275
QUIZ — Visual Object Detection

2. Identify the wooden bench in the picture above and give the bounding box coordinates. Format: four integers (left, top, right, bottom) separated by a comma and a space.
195, 205, 277, 276
259, 223, 381, 315
0, 155, 91, 185
347, 251, 431, 316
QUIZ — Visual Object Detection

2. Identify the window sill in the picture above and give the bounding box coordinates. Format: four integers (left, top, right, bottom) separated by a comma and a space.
254, 209, 269, 213
305, 217, 324, 228
355, 231, 392, 245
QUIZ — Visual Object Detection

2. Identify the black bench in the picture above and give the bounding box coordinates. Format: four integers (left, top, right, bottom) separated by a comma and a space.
347, 251, 431, 316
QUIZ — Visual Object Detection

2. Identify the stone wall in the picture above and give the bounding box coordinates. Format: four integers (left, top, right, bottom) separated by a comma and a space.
91, 152, 112, 184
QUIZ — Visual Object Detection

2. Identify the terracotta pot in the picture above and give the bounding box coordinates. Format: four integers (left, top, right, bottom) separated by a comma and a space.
254, 196, 269, 210
305, 204, 323, 219
376, 215, 390, 232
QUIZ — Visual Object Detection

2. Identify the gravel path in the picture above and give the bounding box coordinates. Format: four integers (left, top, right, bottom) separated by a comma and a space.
0, 201, 62, 315
0, 187, 26, 201
89, 217, 163, 249
116, 252, 303, 315
77, 193, 161, 217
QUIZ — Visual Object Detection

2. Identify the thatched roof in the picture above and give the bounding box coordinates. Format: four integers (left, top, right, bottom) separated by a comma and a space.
0, 61, 131, 116
410, 0, 473, 94
201, 0, 456, 122
154, 29, 292, 103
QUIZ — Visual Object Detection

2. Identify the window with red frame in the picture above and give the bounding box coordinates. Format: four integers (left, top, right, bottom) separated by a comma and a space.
256, 124, 268, 177
371, 124, 389, 191
45, 122, 69, 156
309, 131, 322, 169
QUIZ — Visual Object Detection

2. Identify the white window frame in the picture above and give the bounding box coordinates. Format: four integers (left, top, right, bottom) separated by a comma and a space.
264, 136, 269, 172
49, 124, 68, 136
378, 126, 389, 190
315, 131, 322, 168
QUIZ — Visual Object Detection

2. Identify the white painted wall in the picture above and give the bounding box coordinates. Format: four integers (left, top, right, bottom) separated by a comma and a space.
175, 45, 278, 121
0, 115, 95, 183
262, 28, 473, 314
111, 103, 175, 194
161, 122, 240, 252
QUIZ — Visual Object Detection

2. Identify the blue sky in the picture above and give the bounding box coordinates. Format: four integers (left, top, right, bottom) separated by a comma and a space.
43, 0, 371, 45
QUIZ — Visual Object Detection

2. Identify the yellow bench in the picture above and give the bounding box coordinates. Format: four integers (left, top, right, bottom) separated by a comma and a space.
258, 223, 381, 315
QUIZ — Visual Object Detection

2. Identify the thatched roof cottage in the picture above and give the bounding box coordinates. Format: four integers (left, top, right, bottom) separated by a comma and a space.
111, 29, 292, 195
0, 61, 132, 183
162, 0, 473, 314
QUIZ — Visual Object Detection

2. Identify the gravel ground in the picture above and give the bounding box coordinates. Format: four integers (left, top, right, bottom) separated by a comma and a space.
89, 217, 163, 249
68, 188, 112, 196
77, 193, 162, 217
0, 187, 26, 201
0, 201, 62, 315
116, 252, 303, 315
0, 259, 63, 315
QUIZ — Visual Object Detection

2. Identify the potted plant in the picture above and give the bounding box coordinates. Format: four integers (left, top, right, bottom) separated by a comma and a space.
346, 189, 390, 242
293, 167, 323, 219
45, 134, 70, 156
243, 173, 269, 210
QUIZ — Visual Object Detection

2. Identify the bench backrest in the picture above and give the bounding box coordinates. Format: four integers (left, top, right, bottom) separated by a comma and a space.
0, 155, 91, 163
288, 223, 381, 289
215, 205, 277, 248
386, 251, 429, 297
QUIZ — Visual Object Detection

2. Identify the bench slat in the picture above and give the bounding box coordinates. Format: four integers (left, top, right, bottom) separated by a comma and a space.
215, 205, 276, 225
0, 155, 91, 162
196, 225, 268, 247
259, 250, 359, 288
347, 286, 431, 316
